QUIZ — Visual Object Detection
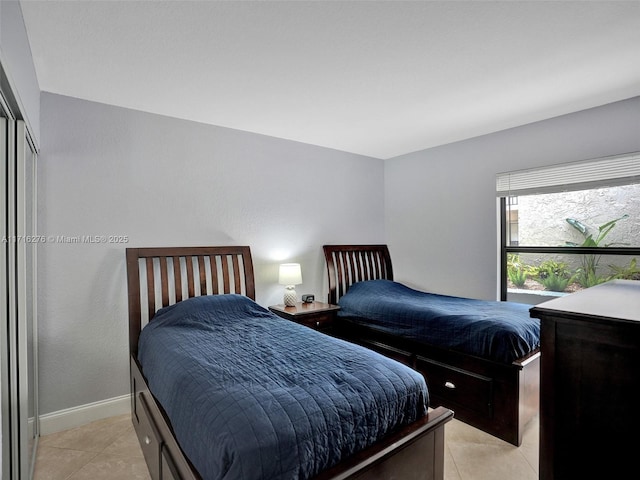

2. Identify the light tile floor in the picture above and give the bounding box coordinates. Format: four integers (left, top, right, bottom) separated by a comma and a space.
34, 415, 150, 480
34, 413, 538, 480
444, 415, 538, 480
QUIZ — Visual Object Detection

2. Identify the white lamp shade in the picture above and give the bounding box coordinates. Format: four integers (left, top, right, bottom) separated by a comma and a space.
279, 263, 302, 286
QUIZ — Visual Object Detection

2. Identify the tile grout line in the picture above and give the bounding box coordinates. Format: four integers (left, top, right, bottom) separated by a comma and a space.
446, 445, 464, 480
61, 451, 101, 480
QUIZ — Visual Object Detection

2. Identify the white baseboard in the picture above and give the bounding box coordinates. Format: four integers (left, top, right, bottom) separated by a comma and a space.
39, 394, 131, 436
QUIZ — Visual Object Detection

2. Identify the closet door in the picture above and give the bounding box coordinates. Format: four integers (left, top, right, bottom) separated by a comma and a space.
1, 115, 19, 480
1, 115, 8, 480
16, 120, 39, 478
1, 117, 39, 480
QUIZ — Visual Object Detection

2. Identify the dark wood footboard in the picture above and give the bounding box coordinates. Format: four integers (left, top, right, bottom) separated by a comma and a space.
131, 355, 453, 480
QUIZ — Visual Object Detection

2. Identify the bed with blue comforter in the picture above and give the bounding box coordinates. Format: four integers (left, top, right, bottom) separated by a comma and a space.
337, 280, 540, 364
323, 244, 541, 447
138, 294, 429, 480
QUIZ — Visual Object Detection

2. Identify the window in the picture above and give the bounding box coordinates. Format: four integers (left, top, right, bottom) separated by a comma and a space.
497, 152, 640, 302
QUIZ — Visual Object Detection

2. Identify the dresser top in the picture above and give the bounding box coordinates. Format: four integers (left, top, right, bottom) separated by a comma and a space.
530, 279, 640, 323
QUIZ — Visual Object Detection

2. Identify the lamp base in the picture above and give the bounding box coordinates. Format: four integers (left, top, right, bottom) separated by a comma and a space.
283, 286, 297, 306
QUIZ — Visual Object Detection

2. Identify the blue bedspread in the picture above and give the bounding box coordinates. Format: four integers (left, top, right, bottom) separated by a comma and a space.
338, 280, 540, 363
138, 294, 428, 480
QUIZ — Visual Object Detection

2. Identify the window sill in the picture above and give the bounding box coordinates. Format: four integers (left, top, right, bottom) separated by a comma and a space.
506, 288, 570, 305
507, 288, 569, 298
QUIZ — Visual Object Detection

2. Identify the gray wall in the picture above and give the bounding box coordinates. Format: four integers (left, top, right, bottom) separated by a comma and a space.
38, 92, 385, 415
385, 96, 640, 301
39, 94, 640, 415
0, 0, 40, 144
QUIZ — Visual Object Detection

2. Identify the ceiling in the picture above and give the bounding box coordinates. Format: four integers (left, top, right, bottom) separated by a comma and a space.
20, 0, 640, 159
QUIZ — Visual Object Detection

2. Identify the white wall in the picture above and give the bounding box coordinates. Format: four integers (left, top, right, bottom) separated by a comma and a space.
385, 96, 640, 301
0, 0, 40, 144
38, 92, 385, 415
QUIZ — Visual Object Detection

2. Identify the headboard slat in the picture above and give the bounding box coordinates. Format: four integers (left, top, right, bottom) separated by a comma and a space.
363, 251, 373, 281
372, 251, 380, 279
232, 255, 242, 294
354, 251, 363, 283
160, 257, 169, 307
197, 256, 207, 295
127, 246, 255, 355
334, 252, 343, 300
323, 245, 393, 305
221, 255, 231, 293
348, 251, 357, 286
173, 256, 183, 301
146, 257, 155, 321
371, 251, 380, 279
186, 256, 195, 298
209, 256, 220, 295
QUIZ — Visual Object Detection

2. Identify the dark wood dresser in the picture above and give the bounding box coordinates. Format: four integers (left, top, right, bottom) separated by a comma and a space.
530, 280, 640, 480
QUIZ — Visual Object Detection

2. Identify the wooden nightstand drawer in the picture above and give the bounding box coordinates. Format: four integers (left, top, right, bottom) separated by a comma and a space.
269, 302, 340, 332
296, 314, 334, 331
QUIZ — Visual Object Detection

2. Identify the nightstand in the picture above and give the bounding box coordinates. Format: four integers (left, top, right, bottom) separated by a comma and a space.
269, 302, 340, 332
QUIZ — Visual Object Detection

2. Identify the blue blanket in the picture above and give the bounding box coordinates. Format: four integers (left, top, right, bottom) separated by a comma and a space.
338, 280, 540, 363
138, 294, 428, 480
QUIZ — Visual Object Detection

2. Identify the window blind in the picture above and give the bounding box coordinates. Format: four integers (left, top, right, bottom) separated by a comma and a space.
496, 152, 640, 196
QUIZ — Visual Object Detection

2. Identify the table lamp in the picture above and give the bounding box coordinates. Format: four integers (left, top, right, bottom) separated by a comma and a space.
279, 263, 302, 306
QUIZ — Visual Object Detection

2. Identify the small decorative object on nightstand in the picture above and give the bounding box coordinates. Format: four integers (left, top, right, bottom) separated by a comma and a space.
278, 263, 302, 306
269, 302, 340, 332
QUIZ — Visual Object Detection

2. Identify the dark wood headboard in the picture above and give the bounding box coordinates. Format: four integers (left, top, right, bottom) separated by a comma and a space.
323, 245, 393, 305
126, 246, 255, 354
